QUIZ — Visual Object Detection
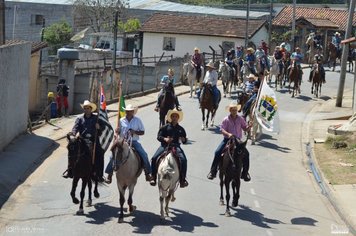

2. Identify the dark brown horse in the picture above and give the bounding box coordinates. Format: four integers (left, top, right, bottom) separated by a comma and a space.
200, 83, 220, 130
288, 60, 301, 98
157, 83, 180, 127
67, 133, 99, 215
327, 42, 341, 71
218, 137, 248, 216
311, 63, 322, 98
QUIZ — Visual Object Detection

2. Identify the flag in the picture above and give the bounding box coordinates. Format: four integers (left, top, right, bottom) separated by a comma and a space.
119, 95, 126, 118
254, 79, 280, 133
98, 85, 114, 152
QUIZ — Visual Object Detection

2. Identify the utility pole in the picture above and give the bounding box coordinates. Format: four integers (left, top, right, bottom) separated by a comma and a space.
244, 0, 250, 48
268, 0, 273, 54
336, 0, 356, 107
0, 0, 5, 45
112, 10, 118, 70
291, 0, 296, 50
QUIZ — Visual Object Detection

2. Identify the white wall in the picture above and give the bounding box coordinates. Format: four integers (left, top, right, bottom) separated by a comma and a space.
0, 43, 31, 151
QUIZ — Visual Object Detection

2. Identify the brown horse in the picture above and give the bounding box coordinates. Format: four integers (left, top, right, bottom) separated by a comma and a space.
67, 133, 99, 215
200, 83, 221, 130
112, 137, 142, 223
311, 63, 322, 98
327, 42, 341, 71
288, 60, 301, 98
157, 83, 180, 127
218, 137, 248, 216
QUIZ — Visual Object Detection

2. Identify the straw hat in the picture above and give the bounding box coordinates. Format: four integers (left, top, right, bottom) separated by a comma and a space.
168, 68, 174, 76
247, 47, 255, 53
335, 32, 340, 36
166, 108, 183, 123
206, 61, 215, 69
80, 100, 97, 111
194, 47, 200, 52
247, 74, 257, 80
225, 102, 242, 112
122, 104, 138, 115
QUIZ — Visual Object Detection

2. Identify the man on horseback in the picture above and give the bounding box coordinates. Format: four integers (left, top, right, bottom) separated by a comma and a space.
332, 32, 342, 58
62, 100, 105, 182
207, 102, 251, 181
280, 39, 291, 53
290, 47, 304, 82
150, 108, 188, 188
245, 47, 257, 75
104, 104, 153, 183
191, 47, 204, 81
255, 46, 270, 72
242, 80, 260, 118
308, 54, 326, 84
314, 30, 323, 50
154, 68, 180, 111
200, 61, 220, 108
273, 46, 284, 75
261, 40, 269, 55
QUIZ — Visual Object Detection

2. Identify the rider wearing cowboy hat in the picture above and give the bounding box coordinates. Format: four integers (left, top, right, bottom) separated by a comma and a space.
200, 61, 220, 108
245, 47, 257, 75
207, 102, 251, 181
191, 47, 204, 80
332, 32, 342, 57
150, 108, 189, 188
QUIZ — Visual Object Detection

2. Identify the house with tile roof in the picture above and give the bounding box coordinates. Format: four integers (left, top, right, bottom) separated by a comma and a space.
139, 13, 268, 62
272, 5, 356, 52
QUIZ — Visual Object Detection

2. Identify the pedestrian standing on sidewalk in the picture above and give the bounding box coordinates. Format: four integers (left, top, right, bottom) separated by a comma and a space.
56, 79, 69, 117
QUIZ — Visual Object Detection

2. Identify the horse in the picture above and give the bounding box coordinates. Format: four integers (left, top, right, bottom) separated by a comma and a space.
311, 63, 322, 98
233, 57, 244, 87
288, 60, 301, 98
218, 61, 235, 97
157, 83, 180, 127
200, 83, 221, 130
183, 62, 204, 98
242, 61, 255, 82
256, 57, 269, 82
306, 33, 317, 65
268, 56, 283, 90
218, 137, 248, 216
347, 48, 356, 72
67, 133, 99, 215
156, 147, 180, 220
327, 42, 341, 71
112, 136, 142, 223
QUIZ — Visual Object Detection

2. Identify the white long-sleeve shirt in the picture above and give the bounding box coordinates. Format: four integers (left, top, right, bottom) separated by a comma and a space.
203, 70, 218, 86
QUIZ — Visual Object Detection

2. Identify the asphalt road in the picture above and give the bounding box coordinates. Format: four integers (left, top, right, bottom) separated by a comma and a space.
0, 66, 354, 236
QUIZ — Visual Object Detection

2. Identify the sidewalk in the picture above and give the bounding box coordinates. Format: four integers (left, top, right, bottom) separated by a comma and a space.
0, 80, 355, 234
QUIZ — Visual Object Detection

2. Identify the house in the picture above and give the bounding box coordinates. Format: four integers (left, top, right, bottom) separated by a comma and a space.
139, 13, 268, 64
272, 5, 356, 51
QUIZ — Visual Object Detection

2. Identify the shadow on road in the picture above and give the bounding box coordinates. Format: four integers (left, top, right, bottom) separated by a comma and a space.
291, 217, 318, 226
256, 140, 291, 153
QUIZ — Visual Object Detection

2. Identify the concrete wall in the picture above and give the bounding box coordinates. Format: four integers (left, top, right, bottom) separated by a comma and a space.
0, 42, 31, 151
29, 51, 41, 113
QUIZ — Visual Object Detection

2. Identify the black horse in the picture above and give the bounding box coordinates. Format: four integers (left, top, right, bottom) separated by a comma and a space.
157, 83, 180, 127
67, 133, 99, 215
218, 137, 248, 217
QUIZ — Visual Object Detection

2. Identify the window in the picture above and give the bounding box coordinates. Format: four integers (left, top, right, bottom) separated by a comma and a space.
163, 37, 175, 51
31, 14, 44, 25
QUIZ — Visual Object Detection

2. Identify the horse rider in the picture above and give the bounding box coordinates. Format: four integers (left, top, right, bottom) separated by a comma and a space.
245, 47, 257, 75
62, 100, 106, 182
290, 47, 304, 81
280, 40, 291, 53
191, 47, 204, 80
200, 61, 220, 108
154, 68, 180, 112
244, 74, 257, 94
261, 40, 269, 55
242, 80, 260, 118
225, 50, 235, 68
235, 45, 244, 73
308, 54, 326, 84
207, 102, 251, 181
332, 32, 342, 58
273, 46, 284, 75
314, 30, 323, 50
104, 104, 153, 183
255, 46, 270, 72
150, 108, 189, 188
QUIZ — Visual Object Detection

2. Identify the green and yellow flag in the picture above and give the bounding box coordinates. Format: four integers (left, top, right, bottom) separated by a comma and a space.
119, 95, 126, 118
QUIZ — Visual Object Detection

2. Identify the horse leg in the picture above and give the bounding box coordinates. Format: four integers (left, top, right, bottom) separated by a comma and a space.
71, 177, 80, 204
189, 80, 193, 98
232, 179, 240, 207
201, 109, 205, 130
159, 195, 165, 220
86, 178, 92, 207
128, 185, 136, 213
165, 194, 171, 217
77, 178, 87, 215
311, 82, 314, 95
206, 111, 210, 128
118, 190, 126, 223
224, 180, 231, 217
219, 172, 225, 205
93, 178, 99, 198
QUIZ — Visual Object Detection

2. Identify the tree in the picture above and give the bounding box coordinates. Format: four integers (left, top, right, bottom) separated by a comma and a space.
43, 20, 72, 55
118, 18, 141, 33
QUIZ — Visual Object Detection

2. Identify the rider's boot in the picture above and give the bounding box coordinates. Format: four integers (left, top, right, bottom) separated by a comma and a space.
180, 175, 189, 188
150, 160, 157, 186
105, 174, 112, 184
207, 158, 219, 180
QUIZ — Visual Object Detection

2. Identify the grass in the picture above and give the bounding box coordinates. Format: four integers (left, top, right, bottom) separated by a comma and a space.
314, 134, 356, 185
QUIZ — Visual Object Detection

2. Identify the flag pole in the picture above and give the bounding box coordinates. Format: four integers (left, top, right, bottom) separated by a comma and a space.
92, 71, 103, 165
116, 70, 122, 129
251, 75, 265, 122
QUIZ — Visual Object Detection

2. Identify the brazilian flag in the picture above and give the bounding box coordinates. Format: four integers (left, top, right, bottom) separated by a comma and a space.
119, 96, 126, 118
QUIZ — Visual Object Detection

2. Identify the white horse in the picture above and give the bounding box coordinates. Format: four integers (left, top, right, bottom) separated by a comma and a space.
157, 151, 179, 220
183, 62, 204, 98
218, 61, 234, 97
269, 56, 283, 90
113, 137, 142, 223
306, 33, 317, 64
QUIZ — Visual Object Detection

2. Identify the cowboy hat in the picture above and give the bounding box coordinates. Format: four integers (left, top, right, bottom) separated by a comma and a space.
80, 100, 97, 111
166, 108, 183, 123
246, 47, 255, 53
168, 68, 174, 75
122, 104, 138, 115
206, 61, 215, 69
225, 102, 242, 112
247, 74, 257, 80
194, 47, 200, 52
335, 32, 340, 35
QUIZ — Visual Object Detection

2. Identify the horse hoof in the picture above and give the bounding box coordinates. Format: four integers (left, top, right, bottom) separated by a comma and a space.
219, 200, 225, 205
201, 125, 205, 130
225, 211, 231, 217
232, 200, 238, 207
223, 94, 226, 98
171, 196, 176, 202
76, 209, 84, 215
86, 199, 92, 207
72, 198, 79, 204
129, 205, 136, 213
251, 141, 255, 145
118, 217, 124, 223
94, 191, 100, 198
189, 95, 192, 98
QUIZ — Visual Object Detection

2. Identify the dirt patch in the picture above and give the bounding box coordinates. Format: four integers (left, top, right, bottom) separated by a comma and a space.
314, 134, 356, 185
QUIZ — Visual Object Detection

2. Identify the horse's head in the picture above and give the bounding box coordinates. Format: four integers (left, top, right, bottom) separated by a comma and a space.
112, 137, 132, 167
66, 133, 90, 168
232, 138, 248, 162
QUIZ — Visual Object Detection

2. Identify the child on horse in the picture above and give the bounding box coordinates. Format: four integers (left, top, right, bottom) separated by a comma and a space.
150, 108, 189, 188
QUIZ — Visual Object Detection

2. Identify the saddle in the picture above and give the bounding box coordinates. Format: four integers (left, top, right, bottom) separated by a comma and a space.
154, 147, 181, 172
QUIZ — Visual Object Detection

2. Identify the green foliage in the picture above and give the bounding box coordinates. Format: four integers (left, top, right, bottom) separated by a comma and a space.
43, 20, 73, 54
118, 18, 141, 33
